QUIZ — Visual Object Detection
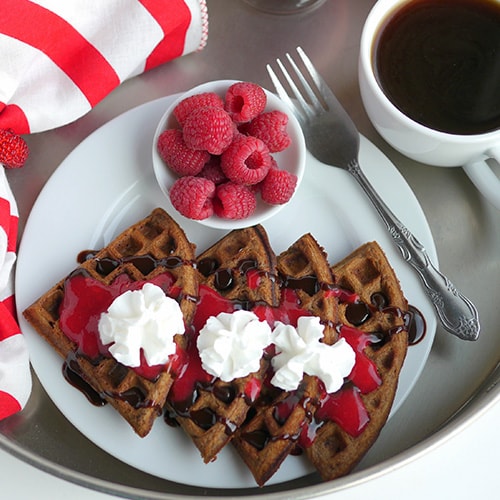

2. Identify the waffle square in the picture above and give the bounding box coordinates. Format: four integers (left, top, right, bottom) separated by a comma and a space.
165, 225, 281, 463
305, 241, 409, 480
23, 208, 198, 437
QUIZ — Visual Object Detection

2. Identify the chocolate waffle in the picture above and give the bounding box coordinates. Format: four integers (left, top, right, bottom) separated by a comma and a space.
165, 225, 280, 463
305, 241, 409, 481
23, 208, 198, 437
232, 233, 339, 486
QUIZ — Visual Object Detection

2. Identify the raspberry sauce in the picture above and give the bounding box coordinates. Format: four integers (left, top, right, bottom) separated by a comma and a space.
339, 325, 381, 394
166, 329, 214, 414
313, 384, 369, 439
59, 268, 184, 381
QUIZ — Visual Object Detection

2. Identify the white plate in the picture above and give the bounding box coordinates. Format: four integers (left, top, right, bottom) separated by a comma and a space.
16, 95, 437, 489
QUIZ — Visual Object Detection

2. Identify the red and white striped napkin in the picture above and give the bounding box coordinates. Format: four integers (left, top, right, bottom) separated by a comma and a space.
0, 0, 208, 420
0, 168, 30, 419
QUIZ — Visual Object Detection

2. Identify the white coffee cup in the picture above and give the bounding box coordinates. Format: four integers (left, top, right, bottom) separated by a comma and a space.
358, 0, 500, 210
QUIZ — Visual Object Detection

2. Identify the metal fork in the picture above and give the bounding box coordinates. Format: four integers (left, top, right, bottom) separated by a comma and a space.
267, 47, 480, 341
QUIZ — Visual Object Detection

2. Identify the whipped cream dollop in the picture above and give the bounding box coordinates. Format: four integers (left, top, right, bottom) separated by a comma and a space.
197, 310, 272, 382
271, 316, 356, 393
98, 283, 185, 368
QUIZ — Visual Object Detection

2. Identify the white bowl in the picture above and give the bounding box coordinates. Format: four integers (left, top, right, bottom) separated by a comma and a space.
152, 79, 306, 230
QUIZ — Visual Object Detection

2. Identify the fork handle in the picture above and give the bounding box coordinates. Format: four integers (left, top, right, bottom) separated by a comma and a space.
348, 159, 480, 341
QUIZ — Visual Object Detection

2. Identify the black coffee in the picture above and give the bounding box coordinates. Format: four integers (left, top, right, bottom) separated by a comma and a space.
373, 0, 500, 135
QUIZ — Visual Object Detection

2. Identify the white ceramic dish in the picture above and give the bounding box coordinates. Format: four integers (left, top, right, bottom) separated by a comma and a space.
17, 95, 437, 489
152, 80, 306, 229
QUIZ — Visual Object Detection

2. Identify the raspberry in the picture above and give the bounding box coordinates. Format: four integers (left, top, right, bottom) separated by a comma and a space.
157, 129, 210, 176
197, 156, 227, 185
169, 176, 215, 220
225, 82, 267, 123
260, 168, 298, 205
0, 129, 29, 169
220, 135, 271, 185
246, 110, 291, 152
183, 106, 235, 155
173, 92, 224, 126
253, 156, 277, 192
237, 122, 251, 135
213, 182, 257, 219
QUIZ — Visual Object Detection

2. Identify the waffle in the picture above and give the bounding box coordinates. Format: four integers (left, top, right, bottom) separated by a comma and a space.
165, 225, 281, 463
305, 241, 409, 481
23, 208, 198, 437
232, 233, 339, 486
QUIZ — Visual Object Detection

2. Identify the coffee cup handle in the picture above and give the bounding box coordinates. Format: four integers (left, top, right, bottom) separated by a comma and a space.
462, 148, 500, 210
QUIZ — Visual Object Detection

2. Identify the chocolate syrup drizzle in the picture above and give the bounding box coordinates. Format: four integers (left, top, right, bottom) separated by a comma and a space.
165, 378, 245, 436
62, 351, 162, 411
77, 250, 188, 277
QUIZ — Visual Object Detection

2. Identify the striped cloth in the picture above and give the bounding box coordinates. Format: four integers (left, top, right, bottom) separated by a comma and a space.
0, 0, 208, 420
0, 168, 30, 420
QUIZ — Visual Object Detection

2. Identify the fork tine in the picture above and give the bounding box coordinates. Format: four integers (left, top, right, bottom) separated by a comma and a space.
296, 46, 338, 107
275, 57, 314, 121
266, 63, 297, 115
285, 52, 324, 114
268, 59, 311, 122
276, 59, 314, 119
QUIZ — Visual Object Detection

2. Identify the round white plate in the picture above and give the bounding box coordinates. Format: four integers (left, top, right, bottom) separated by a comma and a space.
16, 95, 437, 489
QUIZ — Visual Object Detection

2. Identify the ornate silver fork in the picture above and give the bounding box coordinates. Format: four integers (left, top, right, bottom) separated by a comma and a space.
267, 47, 480, 341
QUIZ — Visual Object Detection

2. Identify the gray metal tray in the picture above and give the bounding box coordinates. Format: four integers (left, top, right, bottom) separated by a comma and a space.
2, 1, 499, 498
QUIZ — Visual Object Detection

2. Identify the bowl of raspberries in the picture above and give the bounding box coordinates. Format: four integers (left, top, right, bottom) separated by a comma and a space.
152, 80, 306, 229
